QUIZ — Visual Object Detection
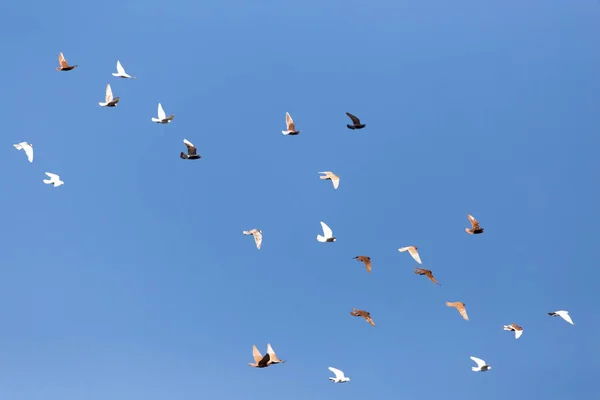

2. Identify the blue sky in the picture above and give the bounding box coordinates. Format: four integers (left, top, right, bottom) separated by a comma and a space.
1, 0, 599, 399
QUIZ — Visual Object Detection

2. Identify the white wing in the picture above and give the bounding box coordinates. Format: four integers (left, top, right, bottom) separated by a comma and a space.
105, 84, 113, 103
514, 329, 523, 339
253, 231, 262, 249
557, 311, 574, 325
116, 60, 125, 75
23, 144, 33, 162
267, 343, 276, 356
320, 221, 333, 238
45, 172, 59, 179
408, 248, 422, 264
331, 176, 340, 189
470, 356, 486, 368
157, 103, 166, 120
183, 139, 195, 148
328, 367, 345, 379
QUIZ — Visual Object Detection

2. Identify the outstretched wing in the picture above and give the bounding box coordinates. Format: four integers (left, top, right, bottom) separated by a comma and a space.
252, 345, 263, 364
328, 367, 344, 379
285, 112, 295, 131
424, 269, 439, 285
320, 221, 333, 238
408, 248, 422, 264
468, 214, 480, 230
105, 84, 113, 103
116, 60, 125, 75
59, 52, 69, 68
364, 314, 376, 326
470, 356, 486, 368
253, 230, 263, 249
346, 112, 361, 125
157, 103, 166, 120
45, 172, 58, 179
183, 139, 197, 155
457, 304, 469, 320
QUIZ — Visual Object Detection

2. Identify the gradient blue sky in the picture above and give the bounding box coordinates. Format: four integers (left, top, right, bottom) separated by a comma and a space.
1, 1, 599, 399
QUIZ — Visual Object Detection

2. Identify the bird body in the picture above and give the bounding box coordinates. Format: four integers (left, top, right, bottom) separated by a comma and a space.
152, 102, 175, 124
398, 246, 422, 264
13, 142, 34, 163
43, 172, 64, 187
318, 171, 340, 189
414, 267, 440, 285
99, 84, 119, 107
503, 323, 524, 339
180, 139, 201, 159
548, 310, 574, 325
282, 112, 300, 135
56, 52, 77, 71
243, 229, 263, 249
345, 112, 366, 129
328, 367, 350, 383
248, 345, 271, 368
354, 256, 372, 273
466, 214, 484, 234
317, 221, 336, 242
112, 60, 136, 79
470, 356, 491, 372
350, 307, 375, 327
446, 301, 469, 321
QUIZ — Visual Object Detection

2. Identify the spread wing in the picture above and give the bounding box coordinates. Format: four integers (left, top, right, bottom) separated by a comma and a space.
45, 172, 58, 179
253, 230, 263, 249
116, 60, 125, 75
331, 174, 340, 189
158, 103, 166, 120
408, 248, 422, 264
328, 367, 345, 379
346, 112, 361, 125
457, 304, 469, 320
364, 314, 376, 326
470, 356, 486, 368
183, 139, 197, 155
468, 214, 480, 230
320, 221, 333, 238
285, 112, 295, 131
23, 144, 34, 162
559, 312, 573, 325
424, 269, 439, 285
252, 345, 263, 364
266, 343, 279, 360
59, 52, 69, 67
105, 84, 113, 103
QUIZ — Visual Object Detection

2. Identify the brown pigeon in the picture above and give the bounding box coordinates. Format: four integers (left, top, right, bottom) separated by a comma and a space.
465, 214, 484, 234
353, 256, 372, 273
414, 267, 440, 285
446, 301, 469, 321
350, 308, 376, 327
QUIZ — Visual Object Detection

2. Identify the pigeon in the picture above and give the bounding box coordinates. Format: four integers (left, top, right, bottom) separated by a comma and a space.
548, 310, 574, 325
328, 367, 350, 383
503, 323, 524, 339
414, 267, 440, 285
248, 345, 271, 368
318, 171, 340, 190
43, 172, 64, 187
317, 221, 336, 242
398, 246, 422, 264
180, 139, 201, 160
470, 356, 491, 372
281, 112, 300, 135
465, 214, 484, 234
151, 103, 175, 124
350, 308, 375, 327
243, 229, 263, 250
345, 112, 366, 130
112, 60, 136, 79
446, 301, 469, 321
98, 84, 119, 107
266, 343, 285, 364
56, 52, 77, 71
353, 256, 372, 273
13, 142, 34, 163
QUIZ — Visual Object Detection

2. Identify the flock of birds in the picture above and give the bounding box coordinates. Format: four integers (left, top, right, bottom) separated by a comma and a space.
14, 52, 577, 384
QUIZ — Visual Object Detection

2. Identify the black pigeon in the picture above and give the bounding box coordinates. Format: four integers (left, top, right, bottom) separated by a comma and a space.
346, 112, 366, 130
180, 139, 201, 160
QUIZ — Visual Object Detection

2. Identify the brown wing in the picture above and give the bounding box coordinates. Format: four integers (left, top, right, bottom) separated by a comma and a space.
446, 301, 469, 320
59, 52, 69, 68
364, 315, 376, 327
184, 141, 197, 155
286, 112, 296, 131
512, 324, 523, 331
468, 214, 480, 230
355, 256, 372, 273
252, 345, 263, 364
423, 269, 439, 285
346, 112, 361, 125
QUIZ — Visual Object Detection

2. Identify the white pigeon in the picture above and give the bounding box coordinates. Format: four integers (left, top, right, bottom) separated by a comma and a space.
112, 60, 136, 79
98, 84, 119, 107
43, 172, 64, 187
398, 246, 422, 264
328, 367, 350, 383
243, 229, 262, 250
318, 171, 340, 190
548, 310, 574, 325
13, 142, 34, 163
317, 221, 336, 242
151, 103, 175, 124
470, 356, 491, 372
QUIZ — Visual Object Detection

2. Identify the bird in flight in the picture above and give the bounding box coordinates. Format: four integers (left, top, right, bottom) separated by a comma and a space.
503, 323, 524, 339
282, 112, 300, 135
43, 172, 64, 187
248, 345, 271, 368
318, 171, 340, 190
98, 84, 119, 107
180, 139, 201, 160
548, 310, 574, 325
465, 214, 484, 234
151, 103, 175, 124
328, 367, 350, 383
13, 142, 34, 163
350, 308, 375, 327
414, 267, 440, 285
112, 60, 136, 79
317, 221, 336, 242
345, 112, 366, 130
446, 301, 469, 321
470, 356, 491, 372
243, 229, 263, 250
56, 52, 77, 71
353, 256, 372, 273
398, 246, 422, 264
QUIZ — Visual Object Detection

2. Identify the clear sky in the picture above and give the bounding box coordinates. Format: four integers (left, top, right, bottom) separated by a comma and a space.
1, 1, 599, 399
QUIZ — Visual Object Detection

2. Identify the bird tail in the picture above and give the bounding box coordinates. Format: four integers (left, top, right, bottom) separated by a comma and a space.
243, 230, 251, 235
14, 144, 21, 150
319, 176, 328, 180
151, 118, 161, 123
282, 130, 290, 135
180, 152, 188, 159
43, 179, 51, 184
347, 124, 356, 130
317, 235, 326, 242
465, 228, 473, 234
328, 378, 335, 381
472, 367, 479, 372
503, 326, 510, 331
